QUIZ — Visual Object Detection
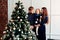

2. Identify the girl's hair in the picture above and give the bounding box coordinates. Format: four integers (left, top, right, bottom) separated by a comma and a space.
35, 9, 40, 13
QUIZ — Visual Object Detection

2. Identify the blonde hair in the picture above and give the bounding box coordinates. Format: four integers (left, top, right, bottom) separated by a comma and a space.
35, 9, 40, 13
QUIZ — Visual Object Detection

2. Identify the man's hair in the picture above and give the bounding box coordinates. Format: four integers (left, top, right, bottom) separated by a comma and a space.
28, 6, 34, 11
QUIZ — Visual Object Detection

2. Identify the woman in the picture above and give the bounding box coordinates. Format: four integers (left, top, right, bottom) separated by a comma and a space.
38, 7, 48, 40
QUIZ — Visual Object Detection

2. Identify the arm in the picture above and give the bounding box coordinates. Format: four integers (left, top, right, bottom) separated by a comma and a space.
44, 16, 48, 24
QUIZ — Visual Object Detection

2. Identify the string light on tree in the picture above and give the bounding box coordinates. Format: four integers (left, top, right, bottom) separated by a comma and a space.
26, 21, 29, 24
17, 16, 20, 19
19, 6, 21, 9
13, 27, 16, 30
17, 10, 19, 13
19, 29, 21, 31
10, 19, 14, 22
20, 19, 22, 21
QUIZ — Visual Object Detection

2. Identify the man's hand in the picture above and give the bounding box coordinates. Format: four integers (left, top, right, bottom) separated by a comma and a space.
29, 25, 34, 30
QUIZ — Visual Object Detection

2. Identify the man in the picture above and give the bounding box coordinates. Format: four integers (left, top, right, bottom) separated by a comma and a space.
27, 6, 36, 32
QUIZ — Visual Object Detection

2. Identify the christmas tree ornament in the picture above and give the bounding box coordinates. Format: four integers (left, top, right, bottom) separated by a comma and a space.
17, 10, 19, 13
7, 34, 9, 37
21, 31, 23, 34
5, 26, 8, 29
16, 35, 19, 38
3, 31, 6, 34
22, 35, 27, 39
13, 27, 16, 30
20, 19, 22, 21
13, 31, 15, 34
26, 21, 29, 24
25, 15, 28, 18
17, 16, 20, 19
28, 31, 30, 34
12, 22, 15, 25
17, 38, 20, 40
19, 29, 21, 31
19, 6, 21, 9
10, 29, 12, 31
12, 34, 14, 36
9, 38, 12, 40
6, 30, 9, 32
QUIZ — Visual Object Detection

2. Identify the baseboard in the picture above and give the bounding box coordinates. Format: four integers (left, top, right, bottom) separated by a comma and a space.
48, 39, 60, 40
48, 39, 54, 40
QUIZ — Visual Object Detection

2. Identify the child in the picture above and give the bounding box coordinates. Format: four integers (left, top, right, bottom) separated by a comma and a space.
34, 8, 42, 36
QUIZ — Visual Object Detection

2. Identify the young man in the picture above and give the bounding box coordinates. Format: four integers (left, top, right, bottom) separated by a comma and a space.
27, 6, 36, 32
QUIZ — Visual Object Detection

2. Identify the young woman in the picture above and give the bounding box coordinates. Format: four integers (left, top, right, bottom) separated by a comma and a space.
37, 7, 48, 40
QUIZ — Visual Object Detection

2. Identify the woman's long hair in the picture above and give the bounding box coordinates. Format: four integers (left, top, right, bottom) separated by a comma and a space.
42, 7, 48, 23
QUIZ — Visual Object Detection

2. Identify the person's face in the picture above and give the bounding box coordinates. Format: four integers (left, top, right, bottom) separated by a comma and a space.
36, 9, 40, 14
29, 9, 34, 13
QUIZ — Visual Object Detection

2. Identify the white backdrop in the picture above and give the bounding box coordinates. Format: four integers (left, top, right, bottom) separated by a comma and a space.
8, 0, 60, 39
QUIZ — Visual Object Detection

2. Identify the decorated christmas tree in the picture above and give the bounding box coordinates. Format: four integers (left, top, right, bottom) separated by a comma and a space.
2, 1, 37, 40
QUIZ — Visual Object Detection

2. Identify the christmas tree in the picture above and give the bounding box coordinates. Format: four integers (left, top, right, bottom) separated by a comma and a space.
2, 1, 37, 40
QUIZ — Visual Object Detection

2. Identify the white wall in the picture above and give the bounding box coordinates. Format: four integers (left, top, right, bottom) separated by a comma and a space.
8, 0, 32, 20
51, 0, 60, 39
8, 0, 60, 40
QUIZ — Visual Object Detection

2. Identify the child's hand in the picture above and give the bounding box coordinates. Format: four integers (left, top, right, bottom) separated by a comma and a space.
29, 25, 34, 30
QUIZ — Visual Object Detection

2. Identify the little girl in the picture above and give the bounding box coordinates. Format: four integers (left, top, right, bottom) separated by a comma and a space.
34, 9, 42, 36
